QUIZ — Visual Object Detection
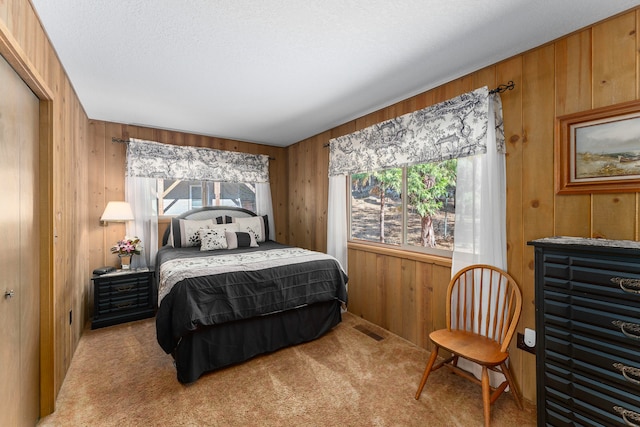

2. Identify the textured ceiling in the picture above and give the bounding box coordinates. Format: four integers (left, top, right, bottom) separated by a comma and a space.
31, 0, 640, 147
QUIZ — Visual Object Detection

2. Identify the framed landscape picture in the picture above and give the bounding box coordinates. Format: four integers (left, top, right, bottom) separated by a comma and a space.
556, 99, 640, 194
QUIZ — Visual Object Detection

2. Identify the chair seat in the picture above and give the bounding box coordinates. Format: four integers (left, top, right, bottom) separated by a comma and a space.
430, 329, 508, 366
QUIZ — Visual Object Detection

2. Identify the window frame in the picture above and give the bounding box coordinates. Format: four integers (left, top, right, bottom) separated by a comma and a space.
157, 179, 256, 217
347, 164, 455, 258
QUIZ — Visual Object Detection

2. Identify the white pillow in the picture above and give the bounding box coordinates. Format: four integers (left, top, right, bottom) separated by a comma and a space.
199, 223, 239, 251
169, 219, 216, 247
232, 216, 267, 243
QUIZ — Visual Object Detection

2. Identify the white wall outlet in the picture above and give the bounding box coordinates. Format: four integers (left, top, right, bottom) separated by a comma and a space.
524, 328, 536, 347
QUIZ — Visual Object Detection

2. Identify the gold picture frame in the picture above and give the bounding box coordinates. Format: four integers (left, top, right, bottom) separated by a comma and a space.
556, 99, 640, 194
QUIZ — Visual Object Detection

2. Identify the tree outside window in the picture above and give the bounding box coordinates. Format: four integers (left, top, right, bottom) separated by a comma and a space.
350, 159, 456, 255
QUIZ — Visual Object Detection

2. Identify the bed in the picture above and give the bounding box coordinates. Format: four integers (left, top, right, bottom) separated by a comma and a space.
155, 206, 348, 383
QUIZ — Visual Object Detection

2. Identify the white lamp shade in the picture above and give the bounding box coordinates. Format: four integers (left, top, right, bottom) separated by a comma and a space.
100, 201, 134, 222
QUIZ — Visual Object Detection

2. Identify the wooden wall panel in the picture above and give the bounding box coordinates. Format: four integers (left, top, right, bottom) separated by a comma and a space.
6, 0, 640, 415
520, 45, 556, 400
286, 129, 331, 252
498, 56, 524, 296
87, 121, 289, 270
592, 13, 637, 108
383, 256, 402, 335
2, 0, 90, 416
287, 7, 640, 405
88, 121, 107, 278
401, 259, 418, 343
346, 244, 451, 350
554, 30, 592, 237
412, 261, 431, 348
591, 14, 638, 240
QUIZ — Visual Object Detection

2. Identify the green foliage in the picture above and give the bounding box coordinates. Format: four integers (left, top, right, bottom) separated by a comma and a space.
350, 162, 455, 247
351, 172, 371, 190
407, 160, 456, 217
372, 169, 402, 195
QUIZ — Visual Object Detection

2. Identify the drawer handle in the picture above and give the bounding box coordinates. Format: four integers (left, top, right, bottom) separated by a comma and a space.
614, 363, 640, 386
611, 277, 640, 294
612, 320, 640, 340
115, 286, 134, 292
115, 302, 133, 309
614, 406, 640, 427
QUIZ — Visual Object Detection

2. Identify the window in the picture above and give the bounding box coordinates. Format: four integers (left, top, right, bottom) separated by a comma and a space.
350, 159, 456, 255
189, 184, 202, 209
158, 179, 256, 216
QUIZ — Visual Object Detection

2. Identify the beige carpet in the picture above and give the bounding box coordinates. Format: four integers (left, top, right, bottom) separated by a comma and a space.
38, 313, 536, 426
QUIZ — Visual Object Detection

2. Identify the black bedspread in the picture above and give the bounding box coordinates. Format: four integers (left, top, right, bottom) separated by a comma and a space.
155, 241, 348, 354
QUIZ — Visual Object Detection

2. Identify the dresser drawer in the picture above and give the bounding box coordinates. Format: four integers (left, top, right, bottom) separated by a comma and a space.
531, 238, 640, 427
545, 328, 640, 395
543, 291, 640, 346
541, 265, 640, 307
545, 363, 640, 426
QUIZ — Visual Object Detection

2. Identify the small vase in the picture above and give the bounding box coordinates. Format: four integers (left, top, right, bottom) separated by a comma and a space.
119, 253, 132, 270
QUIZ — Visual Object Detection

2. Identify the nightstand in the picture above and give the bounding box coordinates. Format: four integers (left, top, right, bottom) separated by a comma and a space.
91, 268, 156, 329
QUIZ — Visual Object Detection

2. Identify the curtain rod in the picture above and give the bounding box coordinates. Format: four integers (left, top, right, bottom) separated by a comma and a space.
489, 80, 515, 94
323, 82, 515, 148
111, 137, 275, 160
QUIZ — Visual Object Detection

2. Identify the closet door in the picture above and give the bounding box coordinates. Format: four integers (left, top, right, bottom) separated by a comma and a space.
0, 53, 40, 426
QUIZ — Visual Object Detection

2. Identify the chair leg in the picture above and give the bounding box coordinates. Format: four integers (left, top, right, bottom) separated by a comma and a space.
452, 355, 459, 367
415, 346, 439, 400
500, 361, 523, 410
481, 366, 491, 427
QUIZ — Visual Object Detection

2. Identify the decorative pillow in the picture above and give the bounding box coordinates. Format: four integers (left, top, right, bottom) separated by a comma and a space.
168, 218, 216, 247
232, 215, 269, 242
199, 223, 239, 251
225, 231, 258, 249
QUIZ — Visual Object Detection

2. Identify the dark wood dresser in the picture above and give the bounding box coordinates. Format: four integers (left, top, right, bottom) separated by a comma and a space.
91, 268, 156, 329
529, 237, 640, 426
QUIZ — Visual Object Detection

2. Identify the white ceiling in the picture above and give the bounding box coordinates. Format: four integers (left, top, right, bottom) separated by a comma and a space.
31, 1, 640, 147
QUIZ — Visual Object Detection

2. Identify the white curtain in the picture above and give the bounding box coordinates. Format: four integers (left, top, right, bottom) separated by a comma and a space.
125, 176, 158, 268
451, 94, 506, 271
255, 182, 276, 240
451, 94, 507, 387
327, 175, 348, 271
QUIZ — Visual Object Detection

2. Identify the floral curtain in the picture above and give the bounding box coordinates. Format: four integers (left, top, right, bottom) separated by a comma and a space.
124, 138, 273, 262
328, 86, 503, 176
326, 86, 502, 270
126, 138, 270, 183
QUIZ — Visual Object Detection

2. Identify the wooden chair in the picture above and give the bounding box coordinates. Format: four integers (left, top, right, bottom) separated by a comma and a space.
415, 264, 523, 427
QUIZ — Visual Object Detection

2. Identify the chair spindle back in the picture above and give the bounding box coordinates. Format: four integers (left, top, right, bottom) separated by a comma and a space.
446, 264, 522, 353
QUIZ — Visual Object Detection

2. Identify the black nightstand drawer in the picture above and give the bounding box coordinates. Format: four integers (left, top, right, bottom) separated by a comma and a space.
92, 268, 156, 329
97, 290, 151, 314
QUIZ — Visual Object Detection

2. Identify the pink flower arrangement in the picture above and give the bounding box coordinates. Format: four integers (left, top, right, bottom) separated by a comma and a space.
110, 236, 143, 255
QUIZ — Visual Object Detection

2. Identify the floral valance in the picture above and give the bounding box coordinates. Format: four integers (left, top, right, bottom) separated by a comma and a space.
328, 86, 505, 176
126, 138, 270, 183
